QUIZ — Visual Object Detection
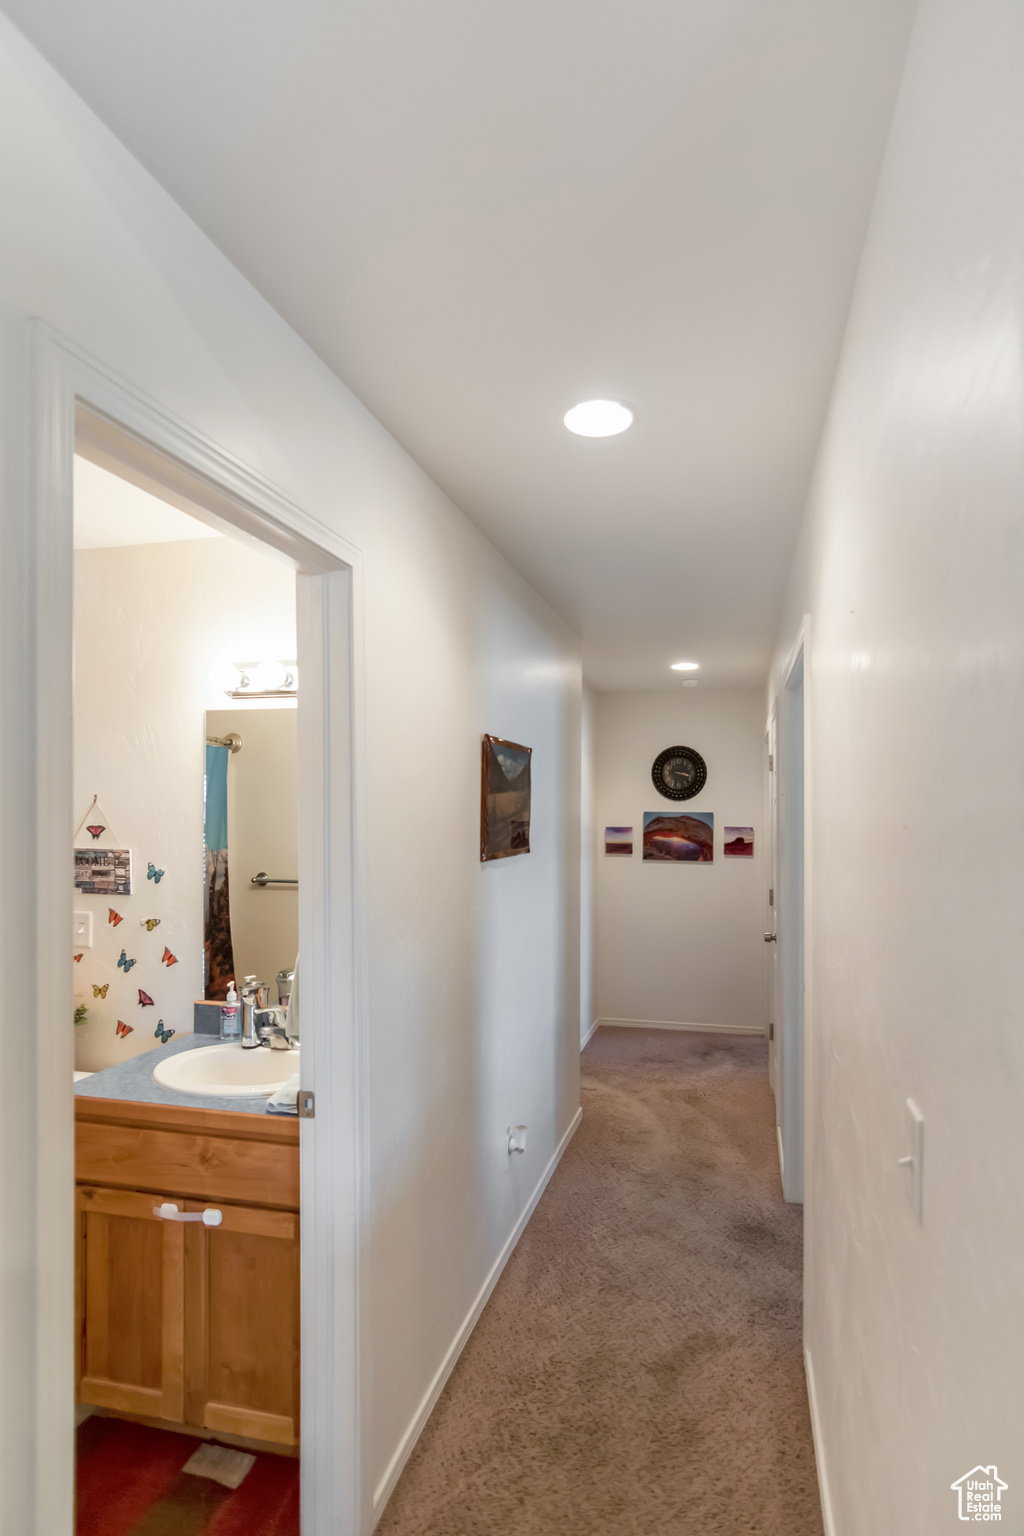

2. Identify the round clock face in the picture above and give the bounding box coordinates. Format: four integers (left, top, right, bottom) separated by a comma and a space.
651, 745, 707, 801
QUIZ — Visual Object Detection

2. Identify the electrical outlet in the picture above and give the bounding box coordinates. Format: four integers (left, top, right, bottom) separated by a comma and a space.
73, 912, 94, 949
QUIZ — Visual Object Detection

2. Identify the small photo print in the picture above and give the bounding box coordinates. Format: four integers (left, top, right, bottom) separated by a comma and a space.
605, 826, 633, 856
75, 847, 132, 895
723, 826, 754, 857
643, 812, 714, 862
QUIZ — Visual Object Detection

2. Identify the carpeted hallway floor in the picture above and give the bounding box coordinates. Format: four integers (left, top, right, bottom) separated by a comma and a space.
377, 1026, 823, 1536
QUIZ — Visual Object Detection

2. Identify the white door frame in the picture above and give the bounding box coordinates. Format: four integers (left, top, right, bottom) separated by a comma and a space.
764, 708, 779, 1102
20, 322, 370, 1536
776, 618, 809, 1204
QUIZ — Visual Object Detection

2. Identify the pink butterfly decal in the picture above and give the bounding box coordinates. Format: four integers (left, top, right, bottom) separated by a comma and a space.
137, 989, 155, 1008
86, 824, 105, 840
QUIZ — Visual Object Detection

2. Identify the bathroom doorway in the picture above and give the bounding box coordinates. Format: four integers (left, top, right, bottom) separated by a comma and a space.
25, 331, 366, 1536
72, 452, 305, 1524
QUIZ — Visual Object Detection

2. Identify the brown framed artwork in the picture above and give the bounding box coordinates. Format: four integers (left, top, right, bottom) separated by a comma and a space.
481, 735, 532, 861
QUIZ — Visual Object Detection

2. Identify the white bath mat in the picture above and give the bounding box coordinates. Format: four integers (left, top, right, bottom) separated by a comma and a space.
181, 1442, 256, 1489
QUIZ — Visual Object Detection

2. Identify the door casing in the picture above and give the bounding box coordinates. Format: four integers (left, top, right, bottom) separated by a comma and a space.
19, 322, 370, 1536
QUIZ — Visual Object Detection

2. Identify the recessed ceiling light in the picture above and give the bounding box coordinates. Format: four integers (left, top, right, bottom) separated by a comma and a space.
563, 400, 633, 438
671, 660, 699, 672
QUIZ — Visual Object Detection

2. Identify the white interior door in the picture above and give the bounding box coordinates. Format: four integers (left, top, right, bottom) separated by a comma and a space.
778, 643, 805, 1204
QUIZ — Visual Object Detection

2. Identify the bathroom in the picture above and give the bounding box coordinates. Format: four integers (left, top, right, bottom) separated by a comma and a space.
72, 452, 303, 1532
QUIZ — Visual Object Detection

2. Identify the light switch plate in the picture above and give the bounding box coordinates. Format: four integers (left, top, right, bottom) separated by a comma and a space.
73, 911, 94, 949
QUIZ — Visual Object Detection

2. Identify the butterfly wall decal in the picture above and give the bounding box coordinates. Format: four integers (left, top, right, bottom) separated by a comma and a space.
108, 908, 124, 927
116, 1020, 134, 1038
147, 863, 165, 884
154, 1020, 175, 1044
92, 983, 109, 999
117, 949, 136, 973
137, 989, 154, 1008
162, 947, 178, 967
142, 918, 161, 931
74, 953, 83, 964
86, 824, 105, 840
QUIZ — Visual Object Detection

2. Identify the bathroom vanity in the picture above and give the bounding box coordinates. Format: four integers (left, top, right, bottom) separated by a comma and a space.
75, 1047, 300, 1450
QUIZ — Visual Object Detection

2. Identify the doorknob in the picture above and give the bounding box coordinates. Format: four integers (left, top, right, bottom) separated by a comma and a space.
763, 932, 777, 943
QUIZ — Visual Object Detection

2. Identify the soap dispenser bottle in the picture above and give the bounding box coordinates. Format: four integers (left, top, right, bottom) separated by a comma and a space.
220, 981, 240, 1042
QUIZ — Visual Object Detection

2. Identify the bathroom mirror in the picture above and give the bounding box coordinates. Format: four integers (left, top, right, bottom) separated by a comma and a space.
204, 708, 298, 1001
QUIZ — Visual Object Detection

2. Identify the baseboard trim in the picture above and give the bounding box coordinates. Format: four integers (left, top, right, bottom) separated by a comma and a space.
580, 1016, 600, 1050
372, 1105, 584, 1522
596, 1016, 765, 1037
804, 1347, 836, 1536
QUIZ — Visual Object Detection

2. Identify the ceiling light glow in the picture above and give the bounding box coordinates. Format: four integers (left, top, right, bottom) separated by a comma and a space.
563, 399, 633, 438
671, 661, 699, 672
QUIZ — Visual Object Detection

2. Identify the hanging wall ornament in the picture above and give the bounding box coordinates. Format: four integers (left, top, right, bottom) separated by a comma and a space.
154, 1020, 175, 1044
137, 989, 155, 1008
108, 908, 124, 927
141, 918, 161, 931
117, 949, 136, 973
162, 947, 178, 967
116, 1020, 134, 1038
74, 796, 132, 895
74, 953, 84, 964
92, 983, 109, 998
147, 863, 165, 885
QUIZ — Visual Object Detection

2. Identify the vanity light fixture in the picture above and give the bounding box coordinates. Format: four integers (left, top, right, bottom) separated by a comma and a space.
671, 660, 699, 672
223, 660, 298, 700
563, 399, 634, 438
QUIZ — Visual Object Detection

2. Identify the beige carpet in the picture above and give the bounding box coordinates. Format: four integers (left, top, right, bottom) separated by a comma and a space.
376, 1027, 824, 1536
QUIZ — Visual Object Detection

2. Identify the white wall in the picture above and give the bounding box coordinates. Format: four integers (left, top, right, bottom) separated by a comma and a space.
594, 689, 765, 1032
771, 0, 1024, 1529
0, 14, 580, 1529
72, 533, 297, 1071
579, 684, 596, 1046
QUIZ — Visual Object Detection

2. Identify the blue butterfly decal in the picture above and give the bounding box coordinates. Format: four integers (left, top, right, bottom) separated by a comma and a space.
154, 1020, 175, 1044
117, 949, 136, 973
147, 862, 165, 884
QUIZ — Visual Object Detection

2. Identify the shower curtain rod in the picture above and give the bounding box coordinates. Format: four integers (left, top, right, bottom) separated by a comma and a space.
206, 732, 242, 753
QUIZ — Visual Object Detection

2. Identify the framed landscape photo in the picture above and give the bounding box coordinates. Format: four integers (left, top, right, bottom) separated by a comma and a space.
481, 735, 532, 862
642, 812, 714, 862
724, 826, 754, 857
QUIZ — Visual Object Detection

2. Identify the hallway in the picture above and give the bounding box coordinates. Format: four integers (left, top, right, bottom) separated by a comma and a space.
378, 1028, 822, 1536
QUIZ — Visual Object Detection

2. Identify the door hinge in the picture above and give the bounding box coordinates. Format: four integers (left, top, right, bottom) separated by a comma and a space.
769, 887, 774, 906
297, 1089, 315, 1119
768, 753, 773, 771
768, 1022, 774, 1041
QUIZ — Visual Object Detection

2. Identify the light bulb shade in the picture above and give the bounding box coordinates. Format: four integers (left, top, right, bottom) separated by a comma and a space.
671, 661, 699, 672
253, 660, 288, 693
563, 400, 633, 438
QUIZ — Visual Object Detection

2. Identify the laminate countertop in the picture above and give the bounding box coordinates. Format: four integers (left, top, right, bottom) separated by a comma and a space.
74, 1033, 280, 1116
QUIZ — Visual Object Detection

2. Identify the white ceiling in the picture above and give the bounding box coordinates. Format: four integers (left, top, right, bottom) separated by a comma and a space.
9, 0, 918, 688
74, 456, 223, 549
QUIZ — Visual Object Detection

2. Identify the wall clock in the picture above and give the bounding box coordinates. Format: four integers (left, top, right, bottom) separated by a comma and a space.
651, 744, 707, 801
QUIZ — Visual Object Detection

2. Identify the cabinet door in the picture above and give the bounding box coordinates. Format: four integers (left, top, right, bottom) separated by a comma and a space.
184, 1202, 299, 1447
77, 1186, 185, 1422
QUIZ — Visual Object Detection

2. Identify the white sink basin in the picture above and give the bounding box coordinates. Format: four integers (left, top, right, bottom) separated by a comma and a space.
152, 1042, 300, 1098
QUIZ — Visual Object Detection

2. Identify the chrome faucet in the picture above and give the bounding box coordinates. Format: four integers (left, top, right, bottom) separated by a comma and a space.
240, 978, 295, 1049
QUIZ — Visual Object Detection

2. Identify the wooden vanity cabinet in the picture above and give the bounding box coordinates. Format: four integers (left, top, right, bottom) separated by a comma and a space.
75, 1098, 300, 1448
